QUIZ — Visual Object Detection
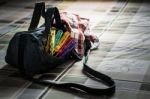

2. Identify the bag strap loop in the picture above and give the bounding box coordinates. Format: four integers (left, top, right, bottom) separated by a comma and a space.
44, 7, 62, 38
28, 3, 62, 40
33, 63, 115, 95
28, 2, 45, 31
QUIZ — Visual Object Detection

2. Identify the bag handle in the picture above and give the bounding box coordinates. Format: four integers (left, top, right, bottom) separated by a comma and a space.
28, 2, 63, 39
44, 7, 62, 38
28, 2, 45, 31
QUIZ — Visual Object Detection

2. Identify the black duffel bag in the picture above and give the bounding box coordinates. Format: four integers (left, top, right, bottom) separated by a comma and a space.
5, 3, 68, 76
5, 2, 116, 96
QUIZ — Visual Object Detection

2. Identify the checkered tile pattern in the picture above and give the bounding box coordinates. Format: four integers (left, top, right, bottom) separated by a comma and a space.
0, 0, 150, 99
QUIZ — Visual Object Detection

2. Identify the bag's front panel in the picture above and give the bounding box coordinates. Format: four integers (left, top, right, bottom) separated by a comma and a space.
23, 34, 65, 75
5, 33, 22, 67
23, 35, 43, 75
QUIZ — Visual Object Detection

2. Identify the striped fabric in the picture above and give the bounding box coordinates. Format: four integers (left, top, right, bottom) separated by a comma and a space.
60, 12, 99, 56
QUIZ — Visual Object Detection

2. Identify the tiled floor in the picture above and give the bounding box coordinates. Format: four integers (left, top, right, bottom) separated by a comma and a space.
0, 0, 150, 99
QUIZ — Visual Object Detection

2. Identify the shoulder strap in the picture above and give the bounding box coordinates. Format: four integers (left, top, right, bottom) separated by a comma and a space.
30, 7, 116, 96
27, 4, 116, 95
28, 2, 45, 31
33, 63, 115, 95
32, 38, 115, 95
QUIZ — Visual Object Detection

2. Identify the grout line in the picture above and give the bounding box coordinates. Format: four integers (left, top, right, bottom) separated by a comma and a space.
98, 0, 129, 39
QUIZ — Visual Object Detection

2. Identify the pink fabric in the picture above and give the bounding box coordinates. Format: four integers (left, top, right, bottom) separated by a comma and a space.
60, 12, 99, 56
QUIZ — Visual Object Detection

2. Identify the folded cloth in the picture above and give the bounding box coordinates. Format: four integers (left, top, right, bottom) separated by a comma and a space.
60, 12, 100, 56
